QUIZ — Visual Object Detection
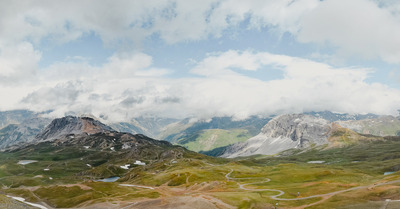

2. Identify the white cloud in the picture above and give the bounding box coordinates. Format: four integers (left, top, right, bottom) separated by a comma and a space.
186, 50, 400, 118
1, 0, 399, 63
191, 50, 266, 76
0, 42, 41, 85
297, 0, 400, 63
1, 1, 400, 120
5, 50, 398, 121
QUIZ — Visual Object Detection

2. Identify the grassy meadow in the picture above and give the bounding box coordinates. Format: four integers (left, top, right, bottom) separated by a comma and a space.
0, 135, 399, 208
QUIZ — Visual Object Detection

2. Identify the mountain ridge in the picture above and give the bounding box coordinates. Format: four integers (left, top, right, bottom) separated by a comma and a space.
35, 116, 115, 142
221, 114, 333, 158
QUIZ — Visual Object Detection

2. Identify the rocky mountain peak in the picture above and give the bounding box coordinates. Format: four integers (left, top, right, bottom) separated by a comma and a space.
35, 116, 115, 141
221, 114, 333, 158
261, 114, 331, 144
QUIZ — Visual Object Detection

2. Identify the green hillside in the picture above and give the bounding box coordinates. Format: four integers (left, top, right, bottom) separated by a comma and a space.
0, 130, 399, 208
180, 129, 251, 152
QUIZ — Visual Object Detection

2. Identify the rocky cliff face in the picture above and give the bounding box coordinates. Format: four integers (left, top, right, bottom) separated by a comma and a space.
221, 114, 332, 158
36, 116, 115, 141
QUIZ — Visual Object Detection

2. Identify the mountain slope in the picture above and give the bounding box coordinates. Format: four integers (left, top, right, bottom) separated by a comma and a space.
5, 116, 198, 181
181, 128, 251, 152
0, 117, 51, 150
305, 111, 378, 122
327, 123, 383, 148
35, 116, 114, 141
221, 114, 332, 158
0, 110, 37, 129
0, 116, 399, 209
162, 116, 271, 153
337, 115, 400, 136
109, 117, 179, 138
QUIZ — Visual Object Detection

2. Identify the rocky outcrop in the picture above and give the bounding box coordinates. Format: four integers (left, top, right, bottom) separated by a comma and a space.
35, 116, 115, 141
221, 114, 332, 158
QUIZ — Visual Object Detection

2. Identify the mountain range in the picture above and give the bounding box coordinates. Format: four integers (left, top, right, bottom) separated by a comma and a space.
0, 110, 399, 156
0, 111, 399, 208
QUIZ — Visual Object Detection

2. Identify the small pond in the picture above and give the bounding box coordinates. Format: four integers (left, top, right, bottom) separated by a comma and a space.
384, 171, 395, 175
17, 160, 38, 165
307, 161, 325, 164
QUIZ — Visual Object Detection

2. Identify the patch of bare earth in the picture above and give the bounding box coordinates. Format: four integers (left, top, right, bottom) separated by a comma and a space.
130, 195, 235, 209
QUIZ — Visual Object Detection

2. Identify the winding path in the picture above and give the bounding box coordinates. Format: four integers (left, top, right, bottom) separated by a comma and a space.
225, 169, 285, 198
226, 169, 400, 201
119, 184, 155, 190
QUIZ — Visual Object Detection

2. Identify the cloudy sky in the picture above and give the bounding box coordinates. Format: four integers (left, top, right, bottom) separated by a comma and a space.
1, 0, 400, 121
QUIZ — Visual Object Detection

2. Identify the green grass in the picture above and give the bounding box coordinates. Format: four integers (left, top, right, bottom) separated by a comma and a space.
1, 135, 400, 208
34, 186, 98, 208
180, 129, 251, 152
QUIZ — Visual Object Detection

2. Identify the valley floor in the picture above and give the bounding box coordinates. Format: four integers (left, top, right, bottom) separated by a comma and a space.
5, 162, 399, 209
1, 138, 400, 209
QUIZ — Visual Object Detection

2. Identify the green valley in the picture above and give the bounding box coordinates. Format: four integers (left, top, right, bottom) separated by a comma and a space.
180, 129, 251, 152
0, 130, 399, 208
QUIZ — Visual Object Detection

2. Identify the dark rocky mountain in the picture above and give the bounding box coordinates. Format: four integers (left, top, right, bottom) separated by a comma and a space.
48, 132, 184, 160
35, 116, 115, 141
220, 114, 332, 158
12, 116, 192, 163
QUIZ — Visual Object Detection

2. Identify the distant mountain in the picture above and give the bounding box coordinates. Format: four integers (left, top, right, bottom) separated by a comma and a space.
5, 116, 197, 189
337, 115, 400, 136
0, 110, 37, 129
220, 114, 333, 158
37, 131, 185, 161
0, 117, 52, 150
161, 116, 271, 152
213, 113, 388, 158
0, 110, 394, 155
110, 117, 179, 138
161, 112, 382, 153
10, 115, 192, 161
305, 111, 378, 122
109, 116, 272, 153
36, 116, 115, 141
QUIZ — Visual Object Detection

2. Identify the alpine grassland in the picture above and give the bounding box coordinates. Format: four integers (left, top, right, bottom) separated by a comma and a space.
0, 133, 399, 208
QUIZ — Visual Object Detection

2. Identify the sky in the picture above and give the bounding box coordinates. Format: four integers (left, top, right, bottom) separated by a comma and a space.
1, 0, 400, 121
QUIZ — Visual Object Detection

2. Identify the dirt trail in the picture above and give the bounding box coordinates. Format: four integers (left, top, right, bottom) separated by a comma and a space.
119, 184, 155, 189
290, 195, 332, 209
226, 169, 400, 204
